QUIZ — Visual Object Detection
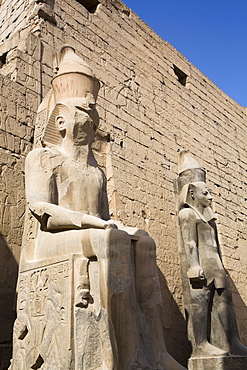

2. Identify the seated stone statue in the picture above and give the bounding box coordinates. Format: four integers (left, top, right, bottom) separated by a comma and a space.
10, 47, 185, 370
176, 151, 247, 359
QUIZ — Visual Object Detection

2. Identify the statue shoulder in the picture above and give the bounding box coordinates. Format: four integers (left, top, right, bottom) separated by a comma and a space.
26, 147, 63, 171
27, 147, 54, 161
178, 207, 197, 223
26, 148, 62, 162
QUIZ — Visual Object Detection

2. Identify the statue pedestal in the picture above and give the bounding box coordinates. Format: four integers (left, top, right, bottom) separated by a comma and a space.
10, 252, 117, 369
10, 228, 186, 370
188, 355, 247, 370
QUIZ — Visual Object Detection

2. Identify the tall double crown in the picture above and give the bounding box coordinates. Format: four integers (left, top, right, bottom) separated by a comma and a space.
42, 47, 100, 147
177, 150, 206, 193
52, 46, 100, 103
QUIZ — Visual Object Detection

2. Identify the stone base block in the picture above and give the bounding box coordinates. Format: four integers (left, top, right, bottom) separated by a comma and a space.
189, 355, 247, 370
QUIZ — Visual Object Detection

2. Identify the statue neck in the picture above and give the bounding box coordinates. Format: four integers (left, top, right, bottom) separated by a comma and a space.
62, 139, 95, 165
193, 202, 204, 215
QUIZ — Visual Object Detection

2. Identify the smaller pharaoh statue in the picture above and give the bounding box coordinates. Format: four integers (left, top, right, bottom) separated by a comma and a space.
10, 47, 185, 370
176, 151, 247, 358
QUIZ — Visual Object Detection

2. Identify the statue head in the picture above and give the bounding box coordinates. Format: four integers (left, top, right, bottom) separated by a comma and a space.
182, 182, 212, 208
42, 46, 100, 147
45, 96, 99, 147
177, 151, 216, 221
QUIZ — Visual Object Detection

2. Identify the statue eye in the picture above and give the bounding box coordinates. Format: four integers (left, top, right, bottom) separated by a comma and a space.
202, 191, 208, 195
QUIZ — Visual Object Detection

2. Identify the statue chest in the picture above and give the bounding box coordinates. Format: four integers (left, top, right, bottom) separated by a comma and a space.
197, 221, 218, 256
56, 162, 104, 214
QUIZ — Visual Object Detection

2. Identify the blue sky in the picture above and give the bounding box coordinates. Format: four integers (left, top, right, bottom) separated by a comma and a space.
123, 0, 247, 107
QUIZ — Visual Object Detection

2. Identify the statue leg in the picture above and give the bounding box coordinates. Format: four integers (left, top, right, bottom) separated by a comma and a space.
135, 236, 186, 370
189, 285, 227, 357
213, 287, 247, 355
85, 229, 150, 370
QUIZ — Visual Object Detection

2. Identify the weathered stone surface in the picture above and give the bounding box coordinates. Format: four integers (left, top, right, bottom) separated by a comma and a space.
174, 151, 247, 365
10, 47, 185, 370
0, 0, 247, 367
188, 355, 247, 370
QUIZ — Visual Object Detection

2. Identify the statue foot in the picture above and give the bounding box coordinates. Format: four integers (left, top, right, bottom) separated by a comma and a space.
155, 350, 186, 370
192, 342, 228, 358
229, 339, 247, 356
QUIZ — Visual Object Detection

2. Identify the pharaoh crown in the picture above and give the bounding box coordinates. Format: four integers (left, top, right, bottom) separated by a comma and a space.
51, 46, 100, 102
177, 150, 206, 193
42, 46, 100, 147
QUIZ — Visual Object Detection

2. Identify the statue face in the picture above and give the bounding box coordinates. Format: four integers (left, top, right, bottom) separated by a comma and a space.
72, 106, 98, 145
56, 101, 99, 145
190, 182, 212, 208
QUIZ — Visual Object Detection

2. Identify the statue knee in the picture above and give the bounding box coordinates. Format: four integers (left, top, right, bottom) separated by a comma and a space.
135, 236, 157, 271
135, 236, 159, 304
92, 229, 132, 260
135, 235, 156, 256
190, 288, 211, 307
215, 288, 232, 314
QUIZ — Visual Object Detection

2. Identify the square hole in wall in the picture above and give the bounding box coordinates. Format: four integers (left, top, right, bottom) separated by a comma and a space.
173, 65, 187, 86
76, 0, 100, 13
0, 52, 7, 68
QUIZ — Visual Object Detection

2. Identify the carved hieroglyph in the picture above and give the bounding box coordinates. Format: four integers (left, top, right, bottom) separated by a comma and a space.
174, 151, 247, 368
10, 47, 185, 370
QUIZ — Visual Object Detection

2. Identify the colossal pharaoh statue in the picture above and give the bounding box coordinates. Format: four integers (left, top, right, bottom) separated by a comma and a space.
10, 47, 185, 370
175, 151, 247, 368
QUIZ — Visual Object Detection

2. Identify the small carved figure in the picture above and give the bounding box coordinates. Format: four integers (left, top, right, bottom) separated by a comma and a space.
10, 47, 185, 370
176, 151, 247, 358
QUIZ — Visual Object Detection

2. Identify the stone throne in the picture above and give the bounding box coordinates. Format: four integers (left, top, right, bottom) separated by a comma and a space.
10, 47, 185, 370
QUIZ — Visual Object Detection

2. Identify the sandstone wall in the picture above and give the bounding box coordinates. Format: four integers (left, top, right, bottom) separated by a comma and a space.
0, 0, 247, 367
0, 33, 41, 368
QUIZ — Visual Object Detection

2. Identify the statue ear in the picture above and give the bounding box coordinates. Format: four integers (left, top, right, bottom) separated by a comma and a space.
55, 115, 66, 132
188, 184, 196, 201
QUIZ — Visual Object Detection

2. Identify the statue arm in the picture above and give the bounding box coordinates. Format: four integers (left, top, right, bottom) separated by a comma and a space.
179, 208, 205, 281
25, 149, 117, 231
99, 172, 110, 221
30, 202, 117, 231
210, 220, 223, 261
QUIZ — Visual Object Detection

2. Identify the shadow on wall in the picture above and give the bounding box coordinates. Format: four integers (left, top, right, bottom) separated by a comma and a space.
159, 266, 247, 369
158, 268, 192, 368
228, 274, 247, 347
0, 234, 18, 370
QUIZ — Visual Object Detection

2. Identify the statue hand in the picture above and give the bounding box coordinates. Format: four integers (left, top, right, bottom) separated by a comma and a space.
104, 220, 118, 229
187, 266, 205, 281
